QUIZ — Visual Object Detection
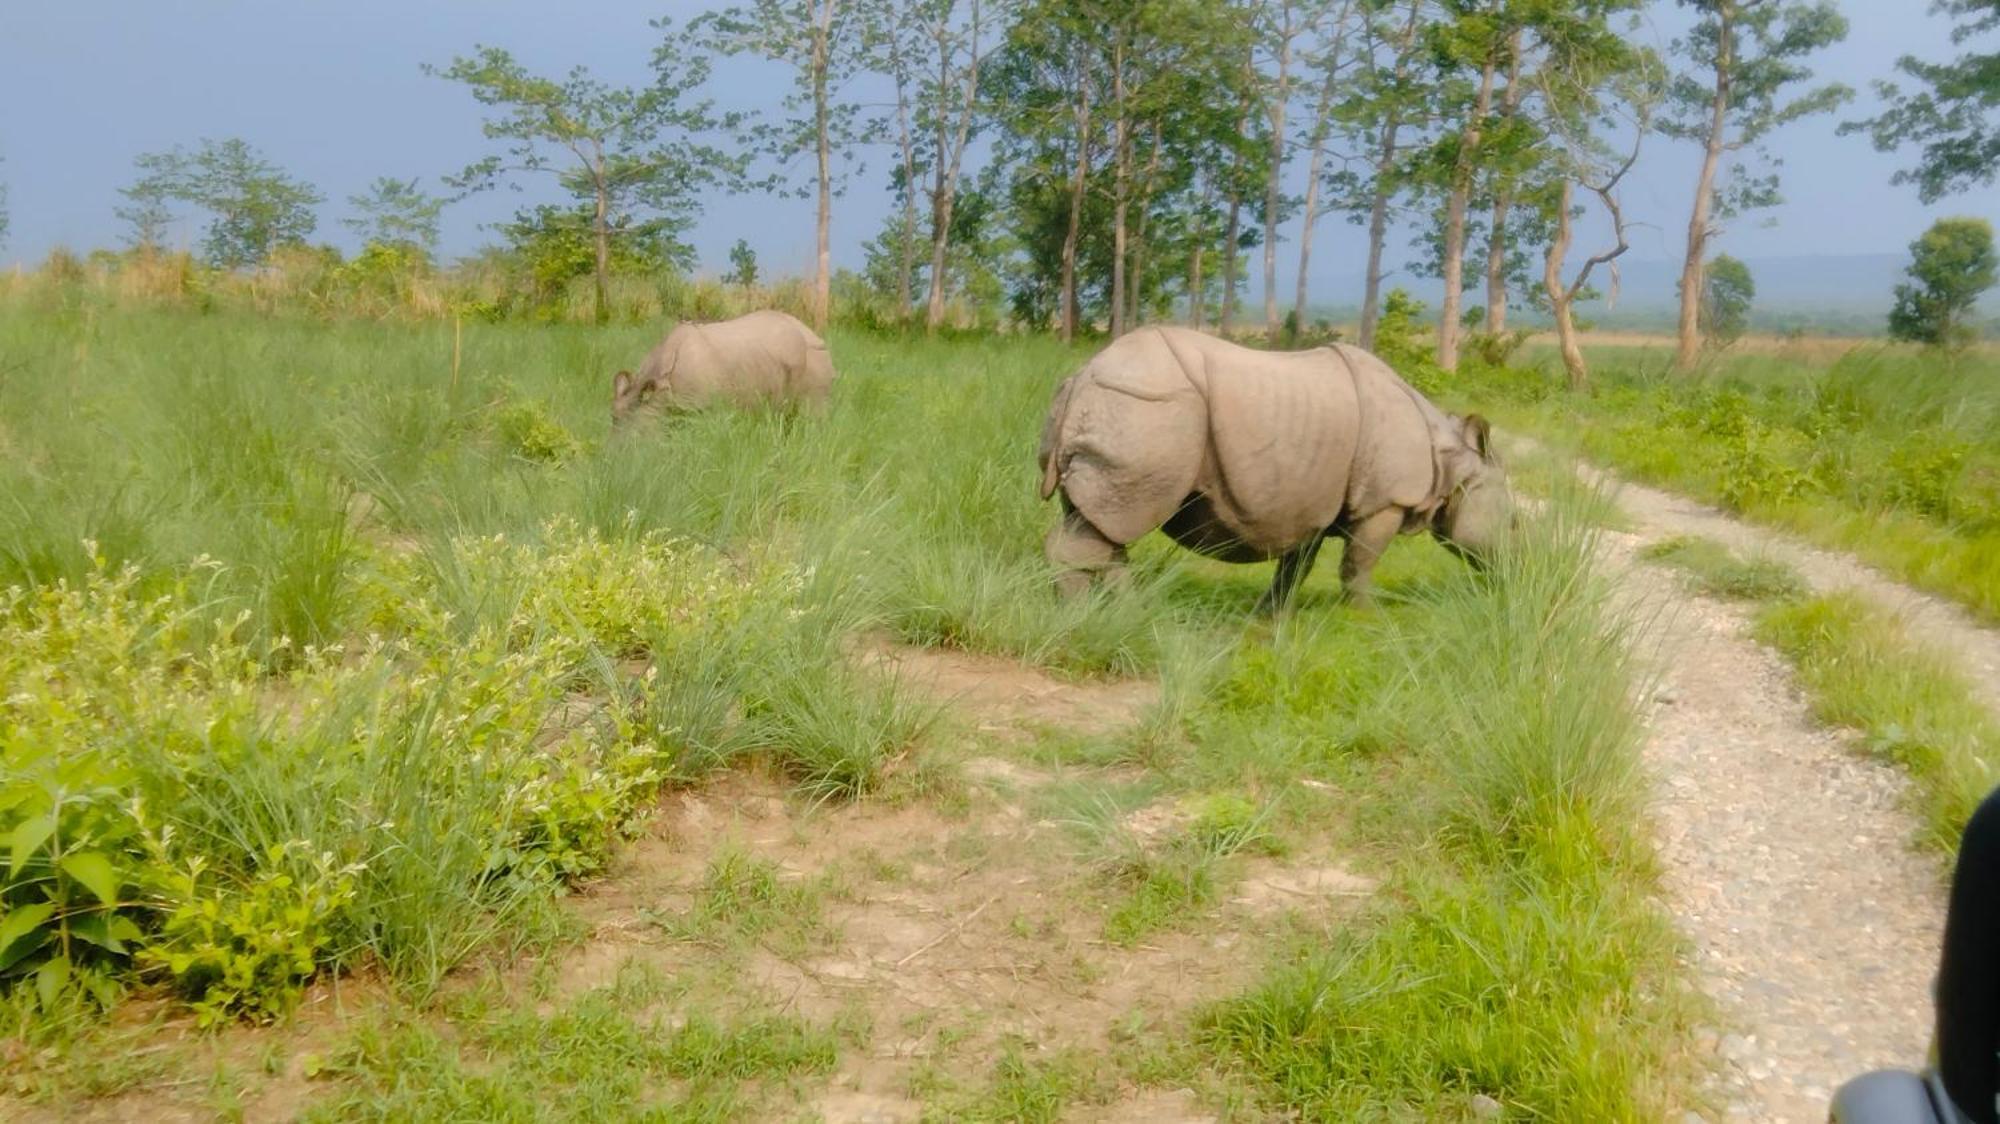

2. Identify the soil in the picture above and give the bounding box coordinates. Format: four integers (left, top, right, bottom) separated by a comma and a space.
546, 644, 1369, 1123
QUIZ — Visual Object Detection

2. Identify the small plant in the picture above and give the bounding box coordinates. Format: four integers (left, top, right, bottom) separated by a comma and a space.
653, 849, 832, 957
1888, 217, 1996, 349
725, 238, 759, 290
1639, 535, 1808, 601
142, 844, 363, 1027
1699, 254, 1756, 349
494, 400, 581, 464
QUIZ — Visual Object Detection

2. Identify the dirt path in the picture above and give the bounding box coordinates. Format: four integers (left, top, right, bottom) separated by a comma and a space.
1600, 501, 1949, 1119
1594, 468, 2000, 719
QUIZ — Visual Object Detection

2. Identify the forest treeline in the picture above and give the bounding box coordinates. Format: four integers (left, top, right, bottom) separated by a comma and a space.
5, 0, 1998, 383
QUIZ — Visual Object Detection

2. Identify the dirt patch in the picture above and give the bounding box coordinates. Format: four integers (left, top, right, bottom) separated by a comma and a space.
543, 766, 1366, 1119
857, 638, 1160, 743
1231, 861, 1379, 915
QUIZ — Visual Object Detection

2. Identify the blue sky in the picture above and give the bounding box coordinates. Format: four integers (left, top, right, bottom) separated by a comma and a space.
1, 0, 1991, 300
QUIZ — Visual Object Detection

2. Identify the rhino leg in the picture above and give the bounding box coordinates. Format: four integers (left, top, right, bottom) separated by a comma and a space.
1337, 508, 1404, 607
1256, 533, 1328, 615
1045, 505, 1127, 598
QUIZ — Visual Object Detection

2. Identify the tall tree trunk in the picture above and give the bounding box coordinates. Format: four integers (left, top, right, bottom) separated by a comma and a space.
1292, 154, 1323, 344
1438, 52, 1497, 372
1188, 244, 1206, 328
1483, 31, 1524, 335
891, 59, 918, 322
1543, 179, 1587, 391
811, 0, 836, 332
1263, 2, 1296, 345
1677, 1, 1733, 372
1129, 123, 1164, 329
1293, 17, 1350, 344
1358, 118, 1399, 351
1060, 52, 1090, 343
1358, 0, 1419, 352
1189, 173, 1216, 329
1484, 194, 1513, 334
1221, 192, 1242, 334
592, 161, 610, 326
925, 0, 982, 333
1109, 36, 1130, 339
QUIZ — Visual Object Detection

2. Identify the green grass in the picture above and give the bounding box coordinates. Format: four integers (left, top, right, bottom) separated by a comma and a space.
1755, 593, 2000, 853
1197, 484, 1700, 1120
650, 848, 838, 958
1471, 343, 2000, 622
0, 297, 1705, 1117
1640, 534, 1808, 601
305, 962, 846, 1122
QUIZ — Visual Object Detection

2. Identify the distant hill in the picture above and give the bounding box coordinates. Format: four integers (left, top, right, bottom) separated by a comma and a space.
1292, 253, 2000, 337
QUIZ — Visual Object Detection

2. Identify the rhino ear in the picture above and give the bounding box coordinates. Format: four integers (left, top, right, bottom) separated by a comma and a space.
1461, 414, 1493, 459
613, 370, 634, 398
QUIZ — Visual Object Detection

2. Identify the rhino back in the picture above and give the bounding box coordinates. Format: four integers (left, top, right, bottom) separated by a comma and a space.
1334, 345, 1451, 519
670, 312, 804, 403
1189, 334, 1360, 554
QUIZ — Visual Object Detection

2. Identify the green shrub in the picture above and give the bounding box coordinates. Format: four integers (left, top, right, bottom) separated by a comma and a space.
142, 845, 362, 1026
495, 400, 582, 464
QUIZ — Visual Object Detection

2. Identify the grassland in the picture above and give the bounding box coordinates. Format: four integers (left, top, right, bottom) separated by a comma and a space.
1473, 339, 2000, 622
3, 292, 1697, 1116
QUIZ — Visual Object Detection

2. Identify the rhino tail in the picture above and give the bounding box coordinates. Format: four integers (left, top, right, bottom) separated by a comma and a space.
1038, 373, 1082, 501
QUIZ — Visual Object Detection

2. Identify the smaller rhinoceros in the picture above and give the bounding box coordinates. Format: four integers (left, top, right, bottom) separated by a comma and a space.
1037, 326, 1513, 612
612, 310, 835, 425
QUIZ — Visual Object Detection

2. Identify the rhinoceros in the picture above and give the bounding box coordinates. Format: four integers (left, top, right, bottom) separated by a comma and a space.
611, 310, 835, 424
1036, 326, 1513, 611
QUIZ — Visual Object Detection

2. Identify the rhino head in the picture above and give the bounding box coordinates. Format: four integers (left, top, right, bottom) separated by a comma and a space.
611, 369, 650, 428
1433, 414, 1514, 563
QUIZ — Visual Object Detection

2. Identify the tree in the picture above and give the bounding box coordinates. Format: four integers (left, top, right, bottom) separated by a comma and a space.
119, 138, 323, 268
116, 182, 174, 252
1537, 25, 1660, 390
1661, 0, 1850, 371
1097, 1, 1251, 338
1699, 253, 1754, 346
860, 0, 1008, 332
1888, 216, 1997, 347
1254, 0, 1346, 344
699, 1, 869, 331
1287, 0, 1362, 343
1844, 0, 2000, 203
431, 31, 735, 325
500, 203, 696, 304
1339, 0, 1431, 352
342, 176, 446, 255
727, 237, 761, 288
1422, 0, 1521, 372
860, 0, 929, 321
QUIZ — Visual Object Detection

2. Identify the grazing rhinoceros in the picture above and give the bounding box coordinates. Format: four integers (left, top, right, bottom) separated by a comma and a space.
1036, 326, 1513, 612
611, 310, 835, 424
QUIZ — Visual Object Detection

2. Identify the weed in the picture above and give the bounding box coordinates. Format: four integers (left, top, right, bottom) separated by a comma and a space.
651, 848, 833, 958
1640, 535, 1808, 601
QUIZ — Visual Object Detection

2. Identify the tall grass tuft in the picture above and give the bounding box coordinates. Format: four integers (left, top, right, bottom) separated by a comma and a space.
1202, 481, 1696, 1119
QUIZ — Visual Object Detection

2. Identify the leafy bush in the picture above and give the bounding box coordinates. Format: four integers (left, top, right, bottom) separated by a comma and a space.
0, 521, 818, 1018
495, 400, 583, 464
143, 845, 362, 1026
